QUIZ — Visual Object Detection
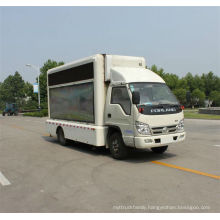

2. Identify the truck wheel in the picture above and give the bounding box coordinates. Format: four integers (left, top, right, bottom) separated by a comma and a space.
57, 128, 67, 146
109, 132, 128, 159
151, 146, 168, 154
2, 112, 5, 116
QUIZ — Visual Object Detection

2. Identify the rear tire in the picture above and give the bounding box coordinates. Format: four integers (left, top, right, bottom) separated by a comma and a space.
108, 132, 128, 159
151, 146, 168, 154
2, 112, 5, 116
57, 128, 67, 146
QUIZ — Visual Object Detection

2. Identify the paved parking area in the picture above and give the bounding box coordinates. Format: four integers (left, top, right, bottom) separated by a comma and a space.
0, 116, 219, 212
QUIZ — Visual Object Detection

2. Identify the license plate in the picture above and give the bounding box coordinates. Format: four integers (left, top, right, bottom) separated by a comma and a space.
161, 136, 173, 144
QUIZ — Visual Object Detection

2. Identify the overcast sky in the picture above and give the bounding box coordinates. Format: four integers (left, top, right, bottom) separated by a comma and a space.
0, 6, 219, 83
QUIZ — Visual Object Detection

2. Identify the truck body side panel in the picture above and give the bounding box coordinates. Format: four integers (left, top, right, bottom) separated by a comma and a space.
46, 54, 107, 146
46, 119, 108, 146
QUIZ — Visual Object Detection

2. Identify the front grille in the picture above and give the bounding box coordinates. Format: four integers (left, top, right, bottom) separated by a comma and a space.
151, 125, 177, 135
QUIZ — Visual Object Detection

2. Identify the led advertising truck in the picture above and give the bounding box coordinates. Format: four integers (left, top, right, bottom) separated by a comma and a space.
46, 54, 185, 159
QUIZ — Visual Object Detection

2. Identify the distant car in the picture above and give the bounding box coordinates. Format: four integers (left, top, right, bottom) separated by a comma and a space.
2, 103, 18, 116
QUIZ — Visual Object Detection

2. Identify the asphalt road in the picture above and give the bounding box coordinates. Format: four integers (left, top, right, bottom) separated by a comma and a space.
0, 115, 219, 213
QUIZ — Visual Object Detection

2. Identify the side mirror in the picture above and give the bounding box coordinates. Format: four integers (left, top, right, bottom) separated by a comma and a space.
132, 91, 140, 104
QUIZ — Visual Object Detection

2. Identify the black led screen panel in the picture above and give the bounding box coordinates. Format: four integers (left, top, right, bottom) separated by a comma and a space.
49, 82, 94, 123
48, 62, 94, 86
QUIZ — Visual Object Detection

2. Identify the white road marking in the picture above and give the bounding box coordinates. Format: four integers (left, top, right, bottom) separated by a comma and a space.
0, 171, 11, 186
213, 145, 220, 147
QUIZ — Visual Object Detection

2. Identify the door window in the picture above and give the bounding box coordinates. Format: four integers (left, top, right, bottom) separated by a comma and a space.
111, 87, 131, 115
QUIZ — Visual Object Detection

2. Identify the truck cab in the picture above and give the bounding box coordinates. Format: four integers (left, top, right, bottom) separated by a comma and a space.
104, 66, 185, 159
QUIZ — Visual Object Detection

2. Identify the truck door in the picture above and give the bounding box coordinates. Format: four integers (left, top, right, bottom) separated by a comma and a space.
105, 86, 134, 146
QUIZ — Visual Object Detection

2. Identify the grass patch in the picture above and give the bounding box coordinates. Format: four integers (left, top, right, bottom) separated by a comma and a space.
23, 109, 48, 117
184, 108, 198, 112
184, 110, 220, 120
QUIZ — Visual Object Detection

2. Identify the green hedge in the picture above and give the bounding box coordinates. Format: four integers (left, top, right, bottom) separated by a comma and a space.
184, 110, 220, 120
23, 109, 48, 117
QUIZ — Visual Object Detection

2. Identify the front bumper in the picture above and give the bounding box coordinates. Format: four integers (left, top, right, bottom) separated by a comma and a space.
134, 131, 186, 149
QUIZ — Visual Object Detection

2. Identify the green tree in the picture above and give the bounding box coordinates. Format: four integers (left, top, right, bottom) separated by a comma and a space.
23, 82, 38, 110
209, 90, 220, 107
173, 88, 187, 105
176, 78, 189, 90
201, 71, 219, 97
194, 75, 205, 93
39, 59, 64, 108
0, 71, 25, 108
163, 73, 179, 90
0, 82, 4, 110
184, 72, 197, 92
191, 88, 205, 107
150, 64, 165, 78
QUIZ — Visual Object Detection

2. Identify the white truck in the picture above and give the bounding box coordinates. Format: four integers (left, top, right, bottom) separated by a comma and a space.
46, 54, 185, 159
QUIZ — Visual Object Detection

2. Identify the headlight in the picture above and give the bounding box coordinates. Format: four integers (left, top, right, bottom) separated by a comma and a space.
176, 119, 184, 132
135, 121, 151, 135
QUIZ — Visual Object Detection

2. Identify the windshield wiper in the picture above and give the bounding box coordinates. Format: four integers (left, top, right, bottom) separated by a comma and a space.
158, 102, 179, 107
152, 104, 164, 108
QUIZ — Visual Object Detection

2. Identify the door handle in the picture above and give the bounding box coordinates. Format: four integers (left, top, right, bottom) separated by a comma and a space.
108, 113, 111, 118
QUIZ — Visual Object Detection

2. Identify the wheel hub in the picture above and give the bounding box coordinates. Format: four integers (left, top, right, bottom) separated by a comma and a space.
112, 139, 119, 153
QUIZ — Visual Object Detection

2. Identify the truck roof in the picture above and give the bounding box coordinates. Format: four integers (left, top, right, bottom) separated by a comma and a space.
47, 54, 165, 84
111, 67, 165, 84
47, 54, 145, 75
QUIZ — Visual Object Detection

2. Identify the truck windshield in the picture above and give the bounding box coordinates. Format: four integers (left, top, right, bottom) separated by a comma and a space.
129, 83, 179, 106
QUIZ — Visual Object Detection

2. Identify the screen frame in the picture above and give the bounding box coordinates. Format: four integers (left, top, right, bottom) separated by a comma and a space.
49, 81, 95, 123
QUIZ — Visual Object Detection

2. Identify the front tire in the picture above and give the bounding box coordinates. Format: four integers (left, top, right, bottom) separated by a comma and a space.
2, 112, 5, 116
151, 146, 168, 154
57, 128, 67, 146
109, 132, 128, 159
